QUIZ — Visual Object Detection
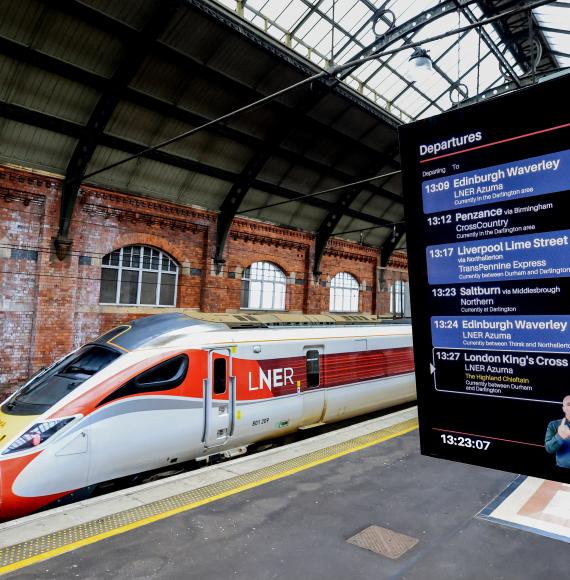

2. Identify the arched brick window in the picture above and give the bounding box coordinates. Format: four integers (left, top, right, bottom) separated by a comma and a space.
99, 245, 179, 306
240, 262, 286, 310
330, 272, 359, 312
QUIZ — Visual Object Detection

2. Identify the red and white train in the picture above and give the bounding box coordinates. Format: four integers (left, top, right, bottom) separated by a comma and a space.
0, 312, 415, 520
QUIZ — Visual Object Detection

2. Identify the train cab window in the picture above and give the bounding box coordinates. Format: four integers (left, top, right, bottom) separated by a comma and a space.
97, 354, 188, 407
306, 350, 320, 388
4, 345, 121, 415
213, 358, 227, 395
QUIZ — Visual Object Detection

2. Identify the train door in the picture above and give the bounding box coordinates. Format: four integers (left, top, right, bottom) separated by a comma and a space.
301, 345, 326, 425
203, 348, 236, 449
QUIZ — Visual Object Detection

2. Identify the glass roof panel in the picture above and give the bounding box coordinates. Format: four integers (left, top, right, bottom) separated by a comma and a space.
219, 0, 566, 120
295, 12, 329, 43
535, 5, 570, 68
417, 104, 441, 119
272, 1, 310, 30
393, 88, 432, 117
335, 0, 371, 31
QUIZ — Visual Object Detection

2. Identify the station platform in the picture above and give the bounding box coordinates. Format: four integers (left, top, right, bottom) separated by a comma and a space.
1, 406, 568, 579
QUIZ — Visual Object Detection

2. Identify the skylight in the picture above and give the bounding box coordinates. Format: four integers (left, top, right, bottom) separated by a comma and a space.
215, 0, 565, 122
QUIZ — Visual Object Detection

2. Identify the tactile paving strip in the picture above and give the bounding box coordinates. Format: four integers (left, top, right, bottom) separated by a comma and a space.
0, 417, 417, 573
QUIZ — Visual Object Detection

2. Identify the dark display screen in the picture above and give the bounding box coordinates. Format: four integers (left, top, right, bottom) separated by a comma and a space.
399, 74, 570, 483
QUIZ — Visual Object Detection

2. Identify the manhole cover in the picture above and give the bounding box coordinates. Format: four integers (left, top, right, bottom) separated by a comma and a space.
347, 525, 419, 559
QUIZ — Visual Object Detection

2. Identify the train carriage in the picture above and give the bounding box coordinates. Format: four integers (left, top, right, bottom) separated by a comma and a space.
0, 312, 415, 520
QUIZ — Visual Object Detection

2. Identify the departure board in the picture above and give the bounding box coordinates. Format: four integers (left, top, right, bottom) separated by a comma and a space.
399, 74, 570, 483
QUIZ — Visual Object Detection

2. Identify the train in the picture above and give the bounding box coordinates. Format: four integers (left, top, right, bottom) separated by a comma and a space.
0, 312, 415, 520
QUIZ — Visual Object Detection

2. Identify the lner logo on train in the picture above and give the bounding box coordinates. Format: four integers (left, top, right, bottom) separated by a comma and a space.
248, 367, 295, 391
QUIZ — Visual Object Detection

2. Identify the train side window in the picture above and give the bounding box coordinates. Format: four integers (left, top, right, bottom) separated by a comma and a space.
213, 358, 227, 395
306, 350, 320, 388
136, 355, 188, 388
97, 354, 188, 407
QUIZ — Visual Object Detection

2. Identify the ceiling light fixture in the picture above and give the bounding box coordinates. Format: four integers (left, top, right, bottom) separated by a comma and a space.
408, 47, 433, 82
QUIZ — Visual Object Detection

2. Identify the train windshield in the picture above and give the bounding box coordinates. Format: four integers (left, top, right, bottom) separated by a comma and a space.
3, 345, 121, 415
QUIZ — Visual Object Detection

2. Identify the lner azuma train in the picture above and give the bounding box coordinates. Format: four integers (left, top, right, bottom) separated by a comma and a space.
0, 312, 415, 520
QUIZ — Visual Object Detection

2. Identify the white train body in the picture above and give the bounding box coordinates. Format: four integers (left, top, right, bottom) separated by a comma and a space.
0, 313, 415, 519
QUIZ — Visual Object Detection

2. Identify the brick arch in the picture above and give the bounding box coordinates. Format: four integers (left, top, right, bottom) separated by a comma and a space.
329, 270, 361, 286
328, 271, 362, 313
242, 259, 289, 279
102, 233, 186, 266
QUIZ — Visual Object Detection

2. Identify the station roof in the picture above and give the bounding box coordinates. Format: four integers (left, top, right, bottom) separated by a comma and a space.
220, 0, 569, 122
0, 0, 567, 269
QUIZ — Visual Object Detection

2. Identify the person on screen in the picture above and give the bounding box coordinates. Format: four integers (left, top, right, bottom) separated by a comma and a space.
545, 395, 570, 468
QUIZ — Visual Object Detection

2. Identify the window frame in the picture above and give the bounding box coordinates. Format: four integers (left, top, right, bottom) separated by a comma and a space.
213, 357, 227, 395
97, 353, 189, 407
240, 261, 287, 311
305, 349, 321, 389
3, 344, 121, 415
329, 272, 360, 313
390, 280, 406, 317
99, 245, 179, 307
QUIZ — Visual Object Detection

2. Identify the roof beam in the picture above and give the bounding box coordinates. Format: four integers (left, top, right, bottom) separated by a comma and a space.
248, 179, 393, 227
0, 101, 392, 229
213, 81, 332, 272
42, 0, 399, 170
0, 37, 105, 89
538, 26, 570, 35
39, 0, 403, 264
0, 100, 84, 139
312, 144, 399, 276
477, 0, 546, 73
380, 225, 406, 267
54, 0, 180, 259
152, 42, 399, 171
127, 89, 402, 204
550, 50, 570, 58
0, 36, 401, 205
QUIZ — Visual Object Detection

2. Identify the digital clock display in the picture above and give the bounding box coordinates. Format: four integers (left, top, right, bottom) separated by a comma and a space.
440, 434, 490, 450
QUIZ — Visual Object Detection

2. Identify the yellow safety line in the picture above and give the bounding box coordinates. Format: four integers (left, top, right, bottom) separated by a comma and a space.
0, 420, 417, 576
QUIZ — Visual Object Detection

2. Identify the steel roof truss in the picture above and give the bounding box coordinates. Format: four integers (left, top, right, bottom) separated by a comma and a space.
312, 144, 399, 276
0, 99, 397, 232
54, 0, 180, 260
213, 81, 332, 272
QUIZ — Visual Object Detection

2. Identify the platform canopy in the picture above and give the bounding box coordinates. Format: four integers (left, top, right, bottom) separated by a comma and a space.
0, 0, 567, 270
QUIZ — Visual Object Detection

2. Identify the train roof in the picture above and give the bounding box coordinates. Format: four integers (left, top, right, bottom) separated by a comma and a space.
94, 312, 411, 352
183, 311, 410, 328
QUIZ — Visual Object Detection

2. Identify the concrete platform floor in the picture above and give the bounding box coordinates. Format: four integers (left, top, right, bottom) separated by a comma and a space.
4, 418, 569, 579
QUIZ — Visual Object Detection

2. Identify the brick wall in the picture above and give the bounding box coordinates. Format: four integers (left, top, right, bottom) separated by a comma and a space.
0, 165, 408, 397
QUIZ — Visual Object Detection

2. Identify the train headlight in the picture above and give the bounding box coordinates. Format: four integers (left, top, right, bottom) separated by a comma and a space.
2, 417, 75, 455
